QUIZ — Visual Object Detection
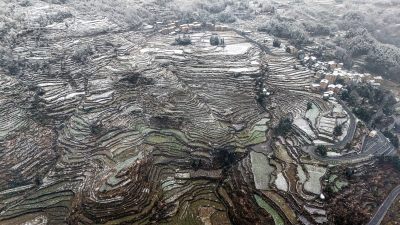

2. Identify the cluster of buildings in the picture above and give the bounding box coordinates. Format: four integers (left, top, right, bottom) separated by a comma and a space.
282, 44, 386, 99
310, 81, 343, 97
285, 46, 341, 73
288, 46, 385, 87
310, 66, 384, 99
325, 68, 382, 85
156, 21, 230, 35
158, 21, 202, 35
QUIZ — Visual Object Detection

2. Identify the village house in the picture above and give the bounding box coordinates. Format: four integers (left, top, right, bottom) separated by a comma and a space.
374, 76, 384, 84
328, 61, 337, 70
320, 79, 329, 90
311, 83, 320, 92
351, 73, 364, 84
214, 25, 230, 31
362, 73, 373, 83
286, 45, 298, 55
143, 24, 154, 30
158, 21, 204, 35
369, 130, 378, 138
160, 24, 176, 34
325, 72, 337, 83
368, 80, 381, 87
334, 84, 343, 94
313, 61, 327, 71
303, 56, 310, 64
323, 90, 335, 100
310, 56, 317, 64
325, 84, 343, 94
180, 24, 190, 33
327, 84, 336, 92
316, 70, 325, 78
192, 22, 202, 30
155, 21, 164, 28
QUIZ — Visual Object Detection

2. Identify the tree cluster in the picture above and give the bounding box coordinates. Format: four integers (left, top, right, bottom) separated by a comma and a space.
336, 28, 400, 81
342, 84, 396, 124
331, 203, 368, 225
333, 125, 343, 137
210, 34, 224, 46
306, 102, 313, 111
217, 11, 236, 23
272, 38, 281, 48
175, 35, 192, 46
274, 117, 293, 136
258, 17, 311, 47
338, 9, 400, 48
255, 77, 267, 107
302, 22, 331, 36
36, 10, 73, 27
199, 0, 233, 14
352, 107, 372, 123
316, 145, 327, 157
334, 47, 353, 69
71, 45, 94, 64
70, 0, 154, 29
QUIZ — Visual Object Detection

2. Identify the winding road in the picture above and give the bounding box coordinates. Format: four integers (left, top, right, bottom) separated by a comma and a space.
367, 185, 400, 225
333, 99, 356, 149
303, 98, 395, 164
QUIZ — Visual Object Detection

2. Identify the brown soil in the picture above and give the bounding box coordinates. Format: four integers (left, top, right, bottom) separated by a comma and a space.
327, 163, 400, 225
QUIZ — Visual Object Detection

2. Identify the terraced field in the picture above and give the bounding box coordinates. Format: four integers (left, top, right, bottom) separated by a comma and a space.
0, 25, 354, 225
1, 1, 399, 224
0, 29, 275, 224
